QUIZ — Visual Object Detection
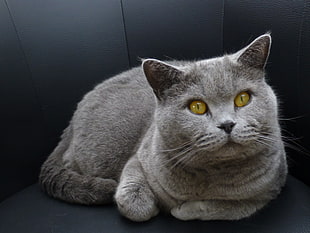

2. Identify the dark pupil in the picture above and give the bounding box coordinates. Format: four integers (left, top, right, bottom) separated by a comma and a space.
241, 95, 244, 102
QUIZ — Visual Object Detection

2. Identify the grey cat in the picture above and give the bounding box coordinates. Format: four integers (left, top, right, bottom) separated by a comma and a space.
39, 34, 287, 222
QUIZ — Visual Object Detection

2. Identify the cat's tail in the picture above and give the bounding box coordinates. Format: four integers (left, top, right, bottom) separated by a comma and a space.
39, 125, 117, 205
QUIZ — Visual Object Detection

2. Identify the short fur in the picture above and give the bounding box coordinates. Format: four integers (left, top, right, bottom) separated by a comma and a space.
39, 34, 287, 221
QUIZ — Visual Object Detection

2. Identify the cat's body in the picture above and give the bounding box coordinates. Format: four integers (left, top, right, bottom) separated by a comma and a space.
40, 34, 287, 221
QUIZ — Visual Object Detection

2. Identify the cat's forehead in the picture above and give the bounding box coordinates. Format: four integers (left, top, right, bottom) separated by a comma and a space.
184, 56, 242, 98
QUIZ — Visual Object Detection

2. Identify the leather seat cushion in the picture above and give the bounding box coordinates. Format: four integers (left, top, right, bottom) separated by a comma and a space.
0, 175, 309, 233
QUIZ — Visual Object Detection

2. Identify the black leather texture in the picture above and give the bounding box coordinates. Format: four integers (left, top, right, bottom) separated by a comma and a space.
0, 176, 309, 233
122, 0, 224, 66
1, 0, 310, 232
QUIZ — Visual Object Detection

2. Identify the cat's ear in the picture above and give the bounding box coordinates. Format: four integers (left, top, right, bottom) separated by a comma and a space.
142, 59, 183, 100
236, 33, 271, 69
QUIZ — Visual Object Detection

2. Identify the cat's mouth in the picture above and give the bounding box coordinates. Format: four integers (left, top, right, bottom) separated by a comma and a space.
218, 136, 241, 148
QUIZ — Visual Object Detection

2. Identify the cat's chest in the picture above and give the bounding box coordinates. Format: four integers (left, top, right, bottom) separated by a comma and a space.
151, 163, 269, 204
162, 168, 209, 198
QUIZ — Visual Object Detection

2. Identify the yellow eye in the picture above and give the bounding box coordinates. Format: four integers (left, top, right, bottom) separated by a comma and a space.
234, 91, 251, 107
189, 100, 207, 115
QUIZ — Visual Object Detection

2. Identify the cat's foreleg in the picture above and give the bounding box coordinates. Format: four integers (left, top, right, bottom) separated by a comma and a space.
115, 156, 159, 222
171, 199, 267, 221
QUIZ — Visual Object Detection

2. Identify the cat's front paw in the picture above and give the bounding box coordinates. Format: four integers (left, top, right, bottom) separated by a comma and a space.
171, 201, 207, 221
115, 183, 159, 222
171, 200, 267, 221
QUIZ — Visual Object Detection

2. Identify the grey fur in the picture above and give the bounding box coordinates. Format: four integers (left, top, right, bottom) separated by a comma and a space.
39, 34, 287, 221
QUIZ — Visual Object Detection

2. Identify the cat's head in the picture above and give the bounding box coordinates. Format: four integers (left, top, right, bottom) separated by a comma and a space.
143, 34, 280, 166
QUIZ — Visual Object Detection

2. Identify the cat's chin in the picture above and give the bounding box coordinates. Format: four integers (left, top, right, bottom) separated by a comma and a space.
210, 141, 245, 158
182, 142, 247, 169
206, 138, 265, 164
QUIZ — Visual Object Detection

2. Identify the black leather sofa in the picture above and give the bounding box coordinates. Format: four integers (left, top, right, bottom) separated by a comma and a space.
1, 1, 310, 232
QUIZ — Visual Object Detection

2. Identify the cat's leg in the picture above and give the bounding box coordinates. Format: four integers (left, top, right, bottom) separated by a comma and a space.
115, 155, 159, 222
171, 199, 268, 221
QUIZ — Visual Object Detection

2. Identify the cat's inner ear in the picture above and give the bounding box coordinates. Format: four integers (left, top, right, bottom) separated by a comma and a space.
237, 34, 271, 69
142, 59, 183, 100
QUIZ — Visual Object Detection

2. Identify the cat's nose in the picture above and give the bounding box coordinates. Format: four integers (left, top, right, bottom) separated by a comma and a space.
217, 121, 236, 134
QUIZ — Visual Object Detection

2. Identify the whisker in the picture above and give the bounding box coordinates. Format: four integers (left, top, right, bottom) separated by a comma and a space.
254, 138, 277, 150
158, 145, 195, 169
158, 140, 193, 152
158, 133, 217, 170
262, 124, 299, 138
257, 134, 279, 142
278, 115, 306, 122
170, 148, 199, 170
259, 129, 302, 143
258, 132, 310, 156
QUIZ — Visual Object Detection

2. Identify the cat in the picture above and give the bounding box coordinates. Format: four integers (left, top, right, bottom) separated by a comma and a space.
39, 34, 287, 222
